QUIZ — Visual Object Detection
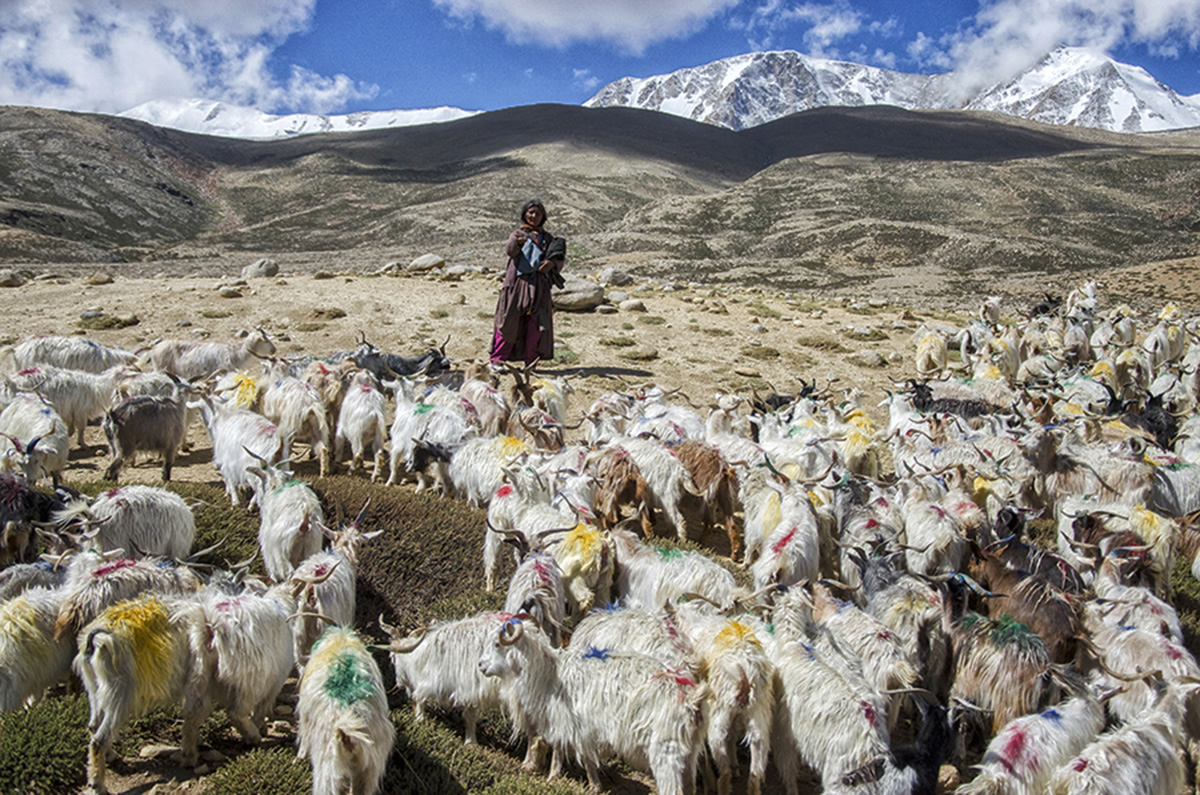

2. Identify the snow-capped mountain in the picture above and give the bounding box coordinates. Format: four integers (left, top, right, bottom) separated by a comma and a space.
118, 98, 478, 139
585, 46, 1200, 134
965, 47, 1200, 132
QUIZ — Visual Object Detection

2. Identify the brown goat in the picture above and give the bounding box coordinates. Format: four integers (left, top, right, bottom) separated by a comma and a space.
589, 447, 653, 538
673, 439, 743, 561
968, 552, 1082, 664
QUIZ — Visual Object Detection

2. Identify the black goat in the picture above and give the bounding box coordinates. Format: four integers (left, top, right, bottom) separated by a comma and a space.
1120, 391, 1178, 450
351, 333, 452, 381
906, 380, 1002, 419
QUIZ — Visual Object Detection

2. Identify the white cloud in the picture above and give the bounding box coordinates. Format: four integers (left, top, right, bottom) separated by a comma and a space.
942, 0, 1200, 97
0, 0, 376, 113
573, 68, 601, 92
432, 0, 739, 55
731, 0, 864, 56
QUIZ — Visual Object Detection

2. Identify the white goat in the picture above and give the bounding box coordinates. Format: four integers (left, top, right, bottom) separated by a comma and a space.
334, 373, 388, 480
145, 327, 276, 381
10, 335, 135, 374
297, 626, 395, 795
52, 485, 196, 560
196, 396, 282, 507
6, 364, 122, 447
249, 460, 325, 583
383, 611, 511, 747
260, 375, 332, 477
0, 394, 69, 485
479, 616, 707, 795
0, 587, 73, 711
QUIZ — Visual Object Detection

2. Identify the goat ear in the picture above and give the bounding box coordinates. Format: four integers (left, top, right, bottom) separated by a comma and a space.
361, 530, 384, 542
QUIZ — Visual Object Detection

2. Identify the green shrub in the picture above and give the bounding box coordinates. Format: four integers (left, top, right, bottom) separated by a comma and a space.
599, 336, 636, 347
0, 695, 88, 793
207, 747, 312, 795
637, 316, 666, 326
430, 309, 450, 319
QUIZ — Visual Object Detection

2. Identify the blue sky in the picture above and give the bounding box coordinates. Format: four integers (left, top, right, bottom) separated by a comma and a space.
1, 0, 1199, 115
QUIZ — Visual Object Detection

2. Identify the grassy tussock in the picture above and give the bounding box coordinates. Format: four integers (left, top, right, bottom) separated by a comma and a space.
0, 694, 88, 793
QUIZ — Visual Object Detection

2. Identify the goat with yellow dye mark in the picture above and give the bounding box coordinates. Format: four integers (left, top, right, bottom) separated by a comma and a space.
75, 595, 211, 795
299, 627, 395, 795
0, 587, 73, 711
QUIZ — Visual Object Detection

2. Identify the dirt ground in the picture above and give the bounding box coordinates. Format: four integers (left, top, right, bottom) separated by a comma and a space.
5, 260, 952, 485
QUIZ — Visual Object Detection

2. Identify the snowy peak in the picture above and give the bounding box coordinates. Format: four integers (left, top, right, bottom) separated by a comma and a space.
586, 51, 943, 131
585, 46, 1200, 134
118, 98, 478, 140
967, 47, 1200, 132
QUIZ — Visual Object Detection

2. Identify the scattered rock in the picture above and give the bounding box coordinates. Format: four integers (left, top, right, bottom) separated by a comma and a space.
201, 749, 228, 763
80, 310, 104, 319
938, 764, 961, 792
311, 271, 335, 280
849, 349, 887, 368
32, 273, 58, 281
749, 324, 768, 333
454, 294, 467, 305
619, 345, 659, 362
633, 284, 653, 293
599, 267, 634, 286
553, 275, 605, 311
86, 272, 114, 285
218, 286, 243, 298
868, 298, 888, 308
139, 744, 179, 759
809, 310, 825, 319
619, 298, 647, 313
734, 367, 761, 378
176, 320, 192, 327
194, 764, 210, 776
596, 304, 618, 314
376, 261, 401, 275
898, 308, 917, 321
607, 290, 629, 304
241, 257, 278, 278
409, 253, 445, 272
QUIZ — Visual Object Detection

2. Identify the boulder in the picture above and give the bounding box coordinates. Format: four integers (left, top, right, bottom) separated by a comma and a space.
241, 258, 278, 278
86, 272, 114, 285
618, 298, 647, 313
553, 275, 605, 311
409, 253, 445, 272
599, 267, 634, 286
0, 269, 25, 288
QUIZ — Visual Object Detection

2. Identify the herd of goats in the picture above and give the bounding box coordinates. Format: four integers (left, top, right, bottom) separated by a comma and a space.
4, 280, 1200, 794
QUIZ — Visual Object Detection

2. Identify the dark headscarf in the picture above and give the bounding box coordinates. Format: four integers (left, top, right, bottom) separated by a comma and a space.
519, 198, 547, 229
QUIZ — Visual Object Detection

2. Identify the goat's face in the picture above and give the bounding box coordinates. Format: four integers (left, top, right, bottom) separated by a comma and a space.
478, 623, 524, 678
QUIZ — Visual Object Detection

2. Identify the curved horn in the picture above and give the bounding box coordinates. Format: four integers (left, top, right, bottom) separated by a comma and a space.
498, 617, 526, 646
385, 624, 431, 653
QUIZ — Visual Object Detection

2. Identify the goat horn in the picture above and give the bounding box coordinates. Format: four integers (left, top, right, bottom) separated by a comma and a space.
386, 624, 431, 653
498, 616, 526, 646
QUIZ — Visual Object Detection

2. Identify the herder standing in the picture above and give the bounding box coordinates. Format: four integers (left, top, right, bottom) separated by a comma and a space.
489, 198, 565, 369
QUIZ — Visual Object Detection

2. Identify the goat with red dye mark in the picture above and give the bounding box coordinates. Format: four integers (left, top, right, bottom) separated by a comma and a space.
383, 612, 519, 749
333, 371, 388, 480
51, 485, 196, 561
956, 672, 1107, 795
288, 504, 382, 670
1046, 679, 1196, 795
196, 395, 282, 508
479, 615, 707, 795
